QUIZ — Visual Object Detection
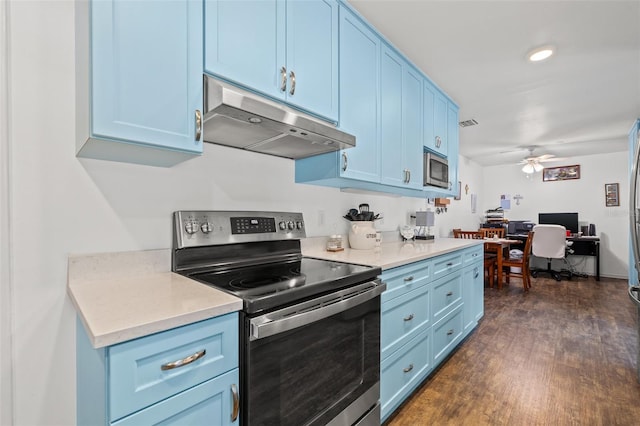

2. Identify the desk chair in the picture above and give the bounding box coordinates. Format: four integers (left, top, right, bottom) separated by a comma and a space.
480, 227, 505, 238
530, 225, 573, 281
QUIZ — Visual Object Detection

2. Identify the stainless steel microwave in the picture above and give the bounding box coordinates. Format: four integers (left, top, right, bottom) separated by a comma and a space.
424, 152, 449, 189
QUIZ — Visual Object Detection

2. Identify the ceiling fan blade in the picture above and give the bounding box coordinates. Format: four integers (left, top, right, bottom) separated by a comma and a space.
536, 154, 556, 161
538, 156, 567, 163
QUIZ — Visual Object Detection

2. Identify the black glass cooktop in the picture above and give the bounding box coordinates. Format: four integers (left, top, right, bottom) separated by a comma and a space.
187, 257, 380, 314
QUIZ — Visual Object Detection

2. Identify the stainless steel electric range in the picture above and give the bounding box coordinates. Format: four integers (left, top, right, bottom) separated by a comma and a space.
172, 211, 385, 426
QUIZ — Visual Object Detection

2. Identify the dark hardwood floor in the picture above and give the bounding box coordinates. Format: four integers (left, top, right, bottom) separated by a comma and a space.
386, 275, 640, 425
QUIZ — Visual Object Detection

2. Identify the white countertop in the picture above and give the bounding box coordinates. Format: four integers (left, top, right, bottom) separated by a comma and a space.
67, 249, 242, 349
302, 237, 483, 270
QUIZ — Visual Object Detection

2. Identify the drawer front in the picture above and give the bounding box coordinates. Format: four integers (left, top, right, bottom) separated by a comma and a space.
381, 284, 430, 360
463, 245, 483, 265
431, 251, 463, 280
381, 328, 431, 421
381, 260, 431, 303
109, 313, 239, 421
112, 368, 239, 426
432, 305, 464, 365
432, 269, 462, 322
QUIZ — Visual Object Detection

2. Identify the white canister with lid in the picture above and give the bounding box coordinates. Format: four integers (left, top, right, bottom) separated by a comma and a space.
348, 221, 377, 250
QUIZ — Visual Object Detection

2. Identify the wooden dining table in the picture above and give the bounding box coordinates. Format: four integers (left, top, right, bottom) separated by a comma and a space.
484, 237, 523, 288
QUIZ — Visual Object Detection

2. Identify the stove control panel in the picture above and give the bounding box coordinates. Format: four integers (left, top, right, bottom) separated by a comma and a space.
174, 211, 306, 249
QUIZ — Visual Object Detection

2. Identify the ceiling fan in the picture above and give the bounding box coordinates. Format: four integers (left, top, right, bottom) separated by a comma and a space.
517, 148, 561, 174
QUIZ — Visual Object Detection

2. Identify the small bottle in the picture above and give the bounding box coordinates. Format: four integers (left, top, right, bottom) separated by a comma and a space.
327, 235, 344, 252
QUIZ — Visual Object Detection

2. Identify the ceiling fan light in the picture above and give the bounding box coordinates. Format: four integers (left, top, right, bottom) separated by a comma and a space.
533, 162, 544, 172
522, 163, 535, 174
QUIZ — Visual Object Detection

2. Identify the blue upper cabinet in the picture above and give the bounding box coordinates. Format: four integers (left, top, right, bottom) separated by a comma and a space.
380, 46, 404, 187
204, 0, 339, 122
446, 102, 460, 196
77, 0, 204, 166
380, 46, 423, 190
336, 4, 381, 181
423, 80, 448, 157
403, 66, 424, 189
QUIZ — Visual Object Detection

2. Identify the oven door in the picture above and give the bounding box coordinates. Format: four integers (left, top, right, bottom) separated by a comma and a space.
241, 281, 385, 426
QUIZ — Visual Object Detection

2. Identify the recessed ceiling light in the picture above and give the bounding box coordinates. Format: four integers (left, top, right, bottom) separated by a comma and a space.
527, 45, 555, 62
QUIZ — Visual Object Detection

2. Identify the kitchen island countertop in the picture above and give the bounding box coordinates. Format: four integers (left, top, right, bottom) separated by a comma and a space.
67, 249, 242, 349
302, 237, 483, 270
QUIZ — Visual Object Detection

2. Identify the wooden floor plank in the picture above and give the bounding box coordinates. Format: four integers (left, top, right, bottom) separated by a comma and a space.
385, 276, 640, 426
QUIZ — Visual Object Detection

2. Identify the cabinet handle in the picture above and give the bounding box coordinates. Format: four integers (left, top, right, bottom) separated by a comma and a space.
407, 169, 411, 183
231, 383, 239, 422
403, 314, 414, 322
160, 349, 206, 371
280, 66, 287, 92
435, 136, 442, 148
449, 181, 453, 190
474, 267, 480, 279
446, 262, 453, 267
194, 109, 202, 141
289, 70, 296, 95
447, 329, 454, 336
342, 152, 348, 172
446, 291, 453, 296
403, 364, 414, 373
403, 276, 414, 282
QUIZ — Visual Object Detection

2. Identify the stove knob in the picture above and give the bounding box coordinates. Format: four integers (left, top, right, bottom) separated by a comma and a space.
279, 221, 287, 231
184, 221, 199, 234
287, 221, 295, 230
200, 222, 213, 234
296, 221, 304, 230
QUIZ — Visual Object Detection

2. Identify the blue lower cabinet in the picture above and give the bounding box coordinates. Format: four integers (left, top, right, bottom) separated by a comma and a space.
381, 284, 430, 360
77, 313, 239, 425
112, 369, 239, 426
432, 305, 464, 365
381, 328, 432, 421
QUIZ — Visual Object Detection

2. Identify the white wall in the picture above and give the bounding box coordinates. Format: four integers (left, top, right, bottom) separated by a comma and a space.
7, 2, 432, 423
482, 151, 629, 278
430, 156, 485, 237
1, 0, 13, 423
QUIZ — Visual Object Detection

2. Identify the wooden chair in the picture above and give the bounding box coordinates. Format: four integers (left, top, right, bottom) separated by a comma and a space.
479, 227, 505, 238
501, 231, 534, 291
453, 229, 481, 239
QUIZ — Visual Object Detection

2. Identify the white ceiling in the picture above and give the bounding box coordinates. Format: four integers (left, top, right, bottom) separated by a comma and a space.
348, 0, 640, 166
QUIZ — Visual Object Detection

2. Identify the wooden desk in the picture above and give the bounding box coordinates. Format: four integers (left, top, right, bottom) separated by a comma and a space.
507, 234, 600, 281
484, 238, 522, 289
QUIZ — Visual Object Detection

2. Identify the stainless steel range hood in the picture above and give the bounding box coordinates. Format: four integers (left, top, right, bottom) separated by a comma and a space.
203, 75, 355, 159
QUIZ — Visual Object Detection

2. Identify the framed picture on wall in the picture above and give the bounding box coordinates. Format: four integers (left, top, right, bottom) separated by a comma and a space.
605, 183, 619, 207
542, 165, 581, 182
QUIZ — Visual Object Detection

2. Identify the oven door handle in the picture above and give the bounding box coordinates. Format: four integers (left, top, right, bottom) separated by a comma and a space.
249, 279, 385, 341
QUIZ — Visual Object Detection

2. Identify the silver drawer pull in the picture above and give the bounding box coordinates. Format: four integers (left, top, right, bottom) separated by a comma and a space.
403, 314, 414, 322
194, 109, 202, 141
342, 152, 348, 172
289, 70, 296, 95
404, 276, 414, 282
446, 291, 453, 296
231, 383, 239, 421
160, 349, 206, 371
403, 364, 414, 373
447, 329, 454, 336
446, 262, 453, 267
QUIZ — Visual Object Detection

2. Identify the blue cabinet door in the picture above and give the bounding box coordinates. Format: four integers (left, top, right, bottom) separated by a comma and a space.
112, 369, 239, 426
91, 0, 203, 154
433, 91, 448, 155
338, 5, 380, 182
446, 102, 459, 195
285, 0, 338, 120
380, 46, 404, 187
403, 66, 423, 189
204, 0, 285, 101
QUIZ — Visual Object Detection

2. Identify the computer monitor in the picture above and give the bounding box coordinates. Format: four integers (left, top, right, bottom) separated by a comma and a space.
538, 212, 579, 233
